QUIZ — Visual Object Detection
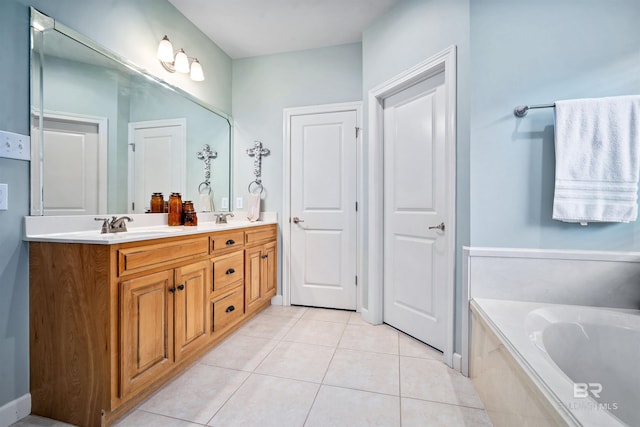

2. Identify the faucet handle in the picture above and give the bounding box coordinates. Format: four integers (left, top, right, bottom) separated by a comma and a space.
95, 217, 109, 234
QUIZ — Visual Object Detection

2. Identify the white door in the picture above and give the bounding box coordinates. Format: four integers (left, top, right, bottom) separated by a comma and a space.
38, 117, 104, 215
128, 119, 186, 213
383, 72, 449, 350
290, 110, 358, 310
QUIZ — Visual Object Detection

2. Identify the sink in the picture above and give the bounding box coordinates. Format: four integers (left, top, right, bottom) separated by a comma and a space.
41, 227, 184, 241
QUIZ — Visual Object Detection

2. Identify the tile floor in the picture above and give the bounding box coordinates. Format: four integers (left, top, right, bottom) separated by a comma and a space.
14, 306, 492, 427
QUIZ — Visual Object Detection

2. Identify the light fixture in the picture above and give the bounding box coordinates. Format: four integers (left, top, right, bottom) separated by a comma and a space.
157, 35, 205, 81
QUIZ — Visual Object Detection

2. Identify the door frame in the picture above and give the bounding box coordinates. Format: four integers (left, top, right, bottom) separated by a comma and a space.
365, 46, 457, 367
30, 110, 108, 216
282, 101, 363, 310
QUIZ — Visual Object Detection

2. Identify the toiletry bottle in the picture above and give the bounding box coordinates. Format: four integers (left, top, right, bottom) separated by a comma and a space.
168, 193, 183, 226
150, 192, 164, 213
182, 201, 198, 226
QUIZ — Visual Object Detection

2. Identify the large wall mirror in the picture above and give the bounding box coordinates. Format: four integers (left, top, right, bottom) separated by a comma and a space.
30, 8, 232, 216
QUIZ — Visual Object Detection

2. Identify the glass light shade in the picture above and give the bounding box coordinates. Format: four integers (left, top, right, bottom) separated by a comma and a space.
174, 49, 190, 73
190, 59, 204, 81
157, 36, 174, 63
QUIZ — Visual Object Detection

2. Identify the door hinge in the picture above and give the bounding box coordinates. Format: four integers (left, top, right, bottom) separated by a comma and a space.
355, 201, 358, 212
132, 202, 135, 211
355, 127, 360, 138
355, 275, 358, 286
129, 143, 135, 152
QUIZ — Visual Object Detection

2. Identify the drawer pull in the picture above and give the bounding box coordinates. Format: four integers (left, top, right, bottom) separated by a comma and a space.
177, 284, 185, 291
226, 239, 235, 246
225, 305, 235, 313
225, 268, 235, 275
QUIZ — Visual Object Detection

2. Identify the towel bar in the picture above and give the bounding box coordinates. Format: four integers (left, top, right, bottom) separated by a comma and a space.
514, 103, 555, 117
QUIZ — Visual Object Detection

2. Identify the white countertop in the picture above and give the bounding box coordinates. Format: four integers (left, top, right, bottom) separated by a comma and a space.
24, 211, 277, 245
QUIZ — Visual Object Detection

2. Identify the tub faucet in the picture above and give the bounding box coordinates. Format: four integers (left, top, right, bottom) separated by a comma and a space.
215, 212, 234, 224
95, 216, 133, 233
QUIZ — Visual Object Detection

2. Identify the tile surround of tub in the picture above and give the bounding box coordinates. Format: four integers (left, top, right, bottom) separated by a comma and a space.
470, 306, 571, 427
13, 306, 493, 427
464, 247, 640, 308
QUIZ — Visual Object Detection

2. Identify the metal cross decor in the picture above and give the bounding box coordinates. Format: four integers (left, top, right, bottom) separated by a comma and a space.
246, 140, 270, 182
196, 144, 217, 186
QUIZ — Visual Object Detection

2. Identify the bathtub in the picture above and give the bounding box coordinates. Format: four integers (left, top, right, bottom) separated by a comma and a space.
470, 298, 639, 427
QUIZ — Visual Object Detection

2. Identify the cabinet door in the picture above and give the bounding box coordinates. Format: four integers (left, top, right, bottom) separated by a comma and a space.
120, 270, 173, 398
262, 241, 277, 298
245, 246, 263, 313
174, 260, 210, 362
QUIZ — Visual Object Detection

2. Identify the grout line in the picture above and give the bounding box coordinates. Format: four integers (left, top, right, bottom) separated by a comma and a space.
135, 409, 207, 426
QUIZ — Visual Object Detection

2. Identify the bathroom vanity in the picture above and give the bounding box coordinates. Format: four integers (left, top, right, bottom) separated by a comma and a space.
27, 220, 277, 427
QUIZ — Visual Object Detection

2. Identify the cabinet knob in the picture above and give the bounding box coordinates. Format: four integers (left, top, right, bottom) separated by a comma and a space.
225, 305, 235, 313
177, 284, 185, 291
169, 286, 176, 293
225, 268, 235, 275
261, 254, 268, 259
226, 239, 235, 245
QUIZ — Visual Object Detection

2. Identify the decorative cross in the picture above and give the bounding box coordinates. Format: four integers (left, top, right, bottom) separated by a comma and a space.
196, 144, 217, 185
246, 140, 270, 181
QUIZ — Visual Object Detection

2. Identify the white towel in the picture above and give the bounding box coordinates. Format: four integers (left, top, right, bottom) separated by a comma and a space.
247, 193, 261, 222
198, 192, 213, 212
552, 95, 640, 225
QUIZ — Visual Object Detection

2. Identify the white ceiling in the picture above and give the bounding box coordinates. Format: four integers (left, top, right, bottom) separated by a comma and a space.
168, 0, 400, 59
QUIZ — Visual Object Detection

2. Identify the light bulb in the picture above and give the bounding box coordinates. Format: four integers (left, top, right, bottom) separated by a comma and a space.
174, 49, 190, 73
190, 59, 205, 81
157, 35, 174, 63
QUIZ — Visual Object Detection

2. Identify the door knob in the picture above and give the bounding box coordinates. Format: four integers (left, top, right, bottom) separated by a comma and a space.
428, 222, 445, 232
292, 217, 304, 224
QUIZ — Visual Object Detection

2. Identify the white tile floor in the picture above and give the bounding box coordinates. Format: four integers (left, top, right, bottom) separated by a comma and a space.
14, 306, 492, 427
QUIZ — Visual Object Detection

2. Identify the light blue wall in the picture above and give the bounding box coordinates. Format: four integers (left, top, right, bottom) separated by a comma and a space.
470, 0, 640, 250
0, 0, 231, 409
362, 0, 471, 351
232, 43, 363, 293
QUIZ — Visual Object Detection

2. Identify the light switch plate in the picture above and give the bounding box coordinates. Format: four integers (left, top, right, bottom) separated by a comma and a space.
221, 197, 229, 210
0, 184, 8, 210
0, 130, 31, 161
236, 197, 243, 209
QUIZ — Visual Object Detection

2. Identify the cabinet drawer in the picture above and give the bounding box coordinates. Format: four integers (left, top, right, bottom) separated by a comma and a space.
210, 230, 244, 254
245, 225, 277, 246
212, 251, 244, 292
212, 286, 244, 333
118, 237, 209, 276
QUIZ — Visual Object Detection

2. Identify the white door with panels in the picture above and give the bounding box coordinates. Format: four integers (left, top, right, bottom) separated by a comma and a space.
383, 72, 449, 350
289, 109, 358, 310
128, 119, 186, 213
34, 116, 106, 215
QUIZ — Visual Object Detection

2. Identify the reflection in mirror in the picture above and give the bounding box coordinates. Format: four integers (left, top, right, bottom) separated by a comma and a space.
30, 8, 232, 216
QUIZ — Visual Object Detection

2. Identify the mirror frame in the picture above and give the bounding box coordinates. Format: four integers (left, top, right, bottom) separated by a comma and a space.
29, 7, 233, 216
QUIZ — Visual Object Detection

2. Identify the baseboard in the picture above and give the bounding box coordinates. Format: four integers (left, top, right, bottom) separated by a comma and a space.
452, 352, 462, 374
0, 394, 30, 427
270, 294, 283, 306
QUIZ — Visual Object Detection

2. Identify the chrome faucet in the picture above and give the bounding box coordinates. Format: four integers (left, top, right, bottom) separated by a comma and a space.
95, 216, 133, 233
215, 212, 234, 224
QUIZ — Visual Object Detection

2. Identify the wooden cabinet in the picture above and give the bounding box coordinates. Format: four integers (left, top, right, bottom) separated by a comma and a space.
245, 225, 278, 315
29, 223, 277, 427
120, 270, 174, 398
174, 261, 210, 362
